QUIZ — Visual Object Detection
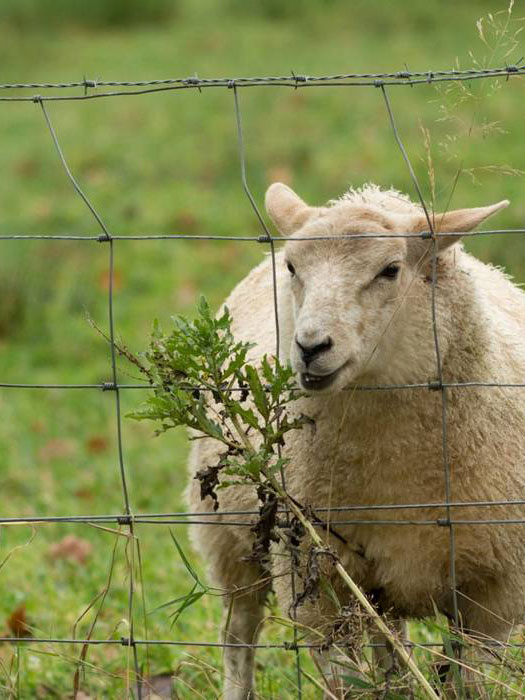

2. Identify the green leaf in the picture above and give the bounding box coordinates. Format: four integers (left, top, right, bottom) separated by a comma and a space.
340, 675, 375, 689
222, 346, 250, 379
169, 588, 207, 627
261, 355, 275, 385
231, 404, 259, 430
193, 405, 225, 442
197, 295, 211, 321
151, 317, 162, 339
266, 456, 289, 477
441, 629, 465, 692
149, 585, 201, 615
169, 530, 204, 587
245, 365, 269, 420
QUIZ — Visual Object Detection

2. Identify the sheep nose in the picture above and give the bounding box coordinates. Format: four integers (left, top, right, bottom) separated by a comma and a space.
295, 336, 333, 364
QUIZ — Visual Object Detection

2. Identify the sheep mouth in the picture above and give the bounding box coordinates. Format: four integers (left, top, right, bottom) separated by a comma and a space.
300, 365, 345, 392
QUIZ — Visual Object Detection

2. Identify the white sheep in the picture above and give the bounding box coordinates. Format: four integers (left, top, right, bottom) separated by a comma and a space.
186, 182, 525, 699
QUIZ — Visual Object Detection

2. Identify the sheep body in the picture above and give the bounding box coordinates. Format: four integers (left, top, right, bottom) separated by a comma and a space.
186, 184, 525, 698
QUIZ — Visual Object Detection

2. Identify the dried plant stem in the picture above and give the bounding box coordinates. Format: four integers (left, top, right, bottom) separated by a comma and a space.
300, 669, 339, 700
270, 479, 440, 700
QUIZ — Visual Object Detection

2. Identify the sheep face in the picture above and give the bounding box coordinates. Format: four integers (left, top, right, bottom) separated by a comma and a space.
265, 182, 509, 393
283, 214, 413, 393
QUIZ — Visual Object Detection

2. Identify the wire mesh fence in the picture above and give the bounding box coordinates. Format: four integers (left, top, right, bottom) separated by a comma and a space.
1, 64, 524, 698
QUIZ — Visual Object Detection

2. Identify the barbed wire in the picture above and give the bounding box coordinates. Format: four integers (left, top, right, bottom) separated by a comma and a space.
1, 64, 525, 698
0, 63, 522, 103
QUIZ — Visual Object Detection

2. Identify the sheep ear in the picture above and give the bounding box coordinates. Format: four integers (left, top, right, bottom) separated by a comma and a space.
410, 200, 510, 252
265, 183, 313, 236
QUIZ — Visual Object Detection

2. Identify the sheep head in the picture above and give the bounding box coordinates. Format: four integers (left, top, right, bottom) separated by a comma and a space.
265, 182, 509, 393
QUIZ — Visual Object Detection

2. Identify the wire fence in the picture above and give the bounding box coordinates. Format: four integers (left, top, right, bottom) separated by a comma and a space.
1, 64, 524, 698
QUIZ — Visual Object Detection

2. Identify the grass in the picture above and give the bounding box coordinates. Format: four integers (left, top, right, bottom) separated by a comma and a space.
0, 0, 524, 696
0, 0, 176, 29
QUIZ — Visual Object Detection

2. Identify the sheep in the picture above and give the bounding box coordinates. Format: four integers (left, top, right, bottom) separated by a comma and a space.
186, 181, 525, 699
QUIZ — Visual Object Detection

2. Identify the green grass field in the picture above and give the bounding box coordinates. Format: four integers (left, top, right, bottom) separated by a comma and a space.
0, 0, 524, 697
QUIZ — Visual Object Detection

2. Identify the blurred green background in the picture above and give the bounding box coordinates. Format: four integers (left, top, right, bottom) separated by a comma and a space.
0, 0, 523, 697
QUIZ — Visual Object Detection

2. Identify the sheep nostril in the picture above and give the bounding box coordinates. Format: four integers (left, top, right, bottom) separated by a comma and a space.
296, 337, 333, 364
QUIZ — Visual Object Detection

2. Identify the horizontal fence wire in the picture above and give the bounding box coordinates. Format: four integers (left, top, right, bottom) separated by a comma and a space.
0, 228, 525, 240
1, 636, 524, 650
4, 495, 525, 520
0, 63, 523, 102
2, 380, 525, 390
1, 63, 525, 698
3, 517, 525, 527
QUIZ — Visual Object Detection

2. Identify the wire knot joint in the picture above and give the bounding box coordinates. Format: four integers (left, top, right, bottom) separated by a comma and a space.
120, 636, 136, 646
291, 71, 307, 88
428, 380, 442, 391
437, 517, 451, 527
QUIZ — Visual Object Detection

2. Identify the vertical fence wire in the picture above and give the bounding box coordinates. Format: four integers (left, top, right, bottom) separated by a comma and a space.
232, 84, 303, 698
380, 85, 459, 627
37, 99, 142, 699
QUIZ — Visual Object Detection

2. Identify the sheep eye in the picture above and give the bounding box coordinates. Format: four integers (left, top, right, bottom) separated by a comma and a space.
377, 264, 399, 280
286, 261, 296, 276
